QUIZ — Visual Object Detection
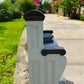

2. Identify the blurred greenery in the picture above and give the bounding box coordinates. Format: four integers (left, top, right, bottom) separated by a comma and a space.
42, 1, 51, 13
16, 0, 35, 13
0, 0, 21, 21
54, 0, 81, 19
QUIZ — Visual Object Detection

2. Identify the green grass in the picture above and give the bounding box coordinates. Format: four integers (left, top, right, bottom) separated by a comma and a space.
0, 17, 25, 84
80, 16, 84, 21
51, 12, 58, 14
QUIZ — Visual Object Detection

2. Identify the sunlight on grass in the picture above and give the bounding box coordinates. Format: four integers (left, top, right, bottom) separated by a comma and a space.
80, 16, 84, 21
0, 17, 25, 84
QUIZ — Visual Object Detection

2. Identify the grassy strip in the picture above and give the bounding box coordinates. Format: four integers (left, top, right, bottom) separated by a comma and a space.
80, 16, 84, 21
0, 17, 25, 84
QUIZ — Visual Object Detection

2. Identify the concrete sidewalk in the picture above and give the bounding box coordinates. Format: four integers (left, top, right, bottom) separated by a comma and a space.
14, 14, 84, 84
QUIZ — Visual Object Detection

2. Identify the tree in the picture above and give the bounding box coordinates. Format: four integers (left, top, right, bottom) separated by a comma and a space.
65, 0, 73, 17
11, 0, 16, 4
16, 0, 35, 13
42, 1, 51, 13
70, 0, 81, 19
57, 0, 81, 19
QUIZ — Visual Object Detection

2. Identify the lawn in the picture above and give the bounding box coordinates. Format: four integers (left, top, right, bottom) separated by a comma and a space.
80, 16, 84, 21
0, 17, 25, 84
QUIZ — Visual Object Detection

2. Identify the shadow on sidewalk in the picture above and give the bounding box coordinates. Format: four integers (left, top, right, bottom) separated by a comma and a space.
60, 79, 75, 84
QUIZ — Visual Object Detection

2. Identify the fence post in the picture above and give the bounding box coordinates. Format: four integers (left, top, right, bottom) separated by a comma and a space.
24, 10, 67, 84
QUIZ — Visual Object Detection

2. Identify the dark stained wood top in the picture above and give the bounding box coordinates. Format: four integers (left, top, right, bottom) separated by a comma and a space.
41, 38, 66, 56
24, 10, 45, 21
43, 30, 53, 34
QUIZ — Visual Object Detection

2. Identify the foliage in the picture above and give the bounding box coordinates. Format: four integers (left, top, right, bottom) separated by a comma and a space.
16, 0, 35, 13
0, 1, 13, 21
71, 0, 81, 9
11, 0, 16, 4
58, 0, 81, 11
54, 0, 81, 18
0, 9, 13, 21
11, 3, 22, 19
0, 0, 22, 21
0, 17, 25, 84
42, 1, 51, 13
69, 0, 81, 19
54, 4, 59, 11
12, 11, 21, 19
36, 4, 40, 10
12, 8, 21, 19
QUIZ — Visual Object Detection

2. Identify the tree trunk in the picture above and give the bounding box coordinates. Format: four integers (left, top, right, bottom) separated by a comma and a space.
64, 8, 66, 16
71, 8, 79, 19
68, 11, 71, 17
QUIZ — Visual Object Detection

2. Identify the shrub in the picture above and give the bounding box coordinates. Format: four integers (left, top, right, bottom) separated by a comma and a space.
17, 0, 35, 13
11, 3, 22, 19
42, 1, 51, 13
0, 1, 13, 21
12, 8, 21, 19
0, 0, 22, 21
12, 11, 21, 19
0, 9, 13, 21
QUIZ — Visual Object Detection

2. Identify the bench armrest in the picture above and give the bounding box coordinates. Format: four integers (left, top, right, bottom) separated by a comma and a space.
41, 47, 66, 56
43, 30, 53, 34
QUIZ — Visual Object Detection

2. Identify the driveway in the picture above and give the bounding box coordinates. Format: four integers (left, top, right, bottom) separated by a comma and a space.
44, 14, 84, 84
